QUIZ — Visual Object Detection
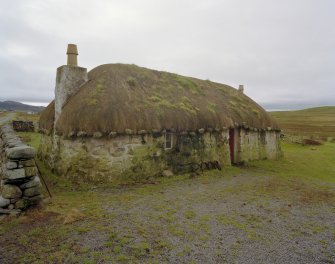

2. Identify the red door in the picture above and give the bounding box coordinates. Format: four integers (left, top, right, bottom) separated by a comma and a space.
229, 129, 234, 164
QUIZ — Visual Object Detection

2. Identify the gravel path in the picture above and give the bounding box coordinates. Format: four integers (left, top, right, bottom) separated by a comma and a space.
0, 172, 334, 263
90, 174, 335, 264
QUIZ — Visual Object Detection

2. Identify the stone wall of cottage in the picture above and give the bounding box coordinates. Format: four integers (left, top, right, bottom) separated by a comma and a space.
38, 130, 232, 183
0, 125, 42, 212
239, 130, 282, 162
38, 128, 282, 183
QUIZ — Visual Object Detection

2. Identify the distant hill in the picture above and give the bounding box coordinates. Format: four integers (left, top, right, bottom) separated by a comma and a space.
0, 101, 44, 113
270, 106, 335, 138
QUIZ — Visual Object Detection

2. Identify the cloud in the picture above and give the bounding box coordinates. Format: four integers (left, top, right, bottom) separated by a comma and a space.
0, 0, 334, 109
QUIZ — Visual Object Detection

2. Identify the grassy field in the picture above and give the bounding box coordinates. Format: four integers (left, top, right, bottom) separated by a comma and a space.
0, 130, 334, 263
270, 106, 335, 139
14, 112, 40, 122
0, 111, 40, 129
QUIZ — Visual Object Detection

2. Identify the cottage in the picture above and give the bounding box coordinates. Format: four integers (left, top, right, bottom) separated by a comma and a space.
38, 44, 282, 183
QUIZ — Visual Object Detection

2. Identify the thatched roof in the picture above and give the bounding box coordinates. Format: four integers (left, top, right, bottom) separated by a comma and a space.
39, 100, 54, 132
40, 64, 278, 134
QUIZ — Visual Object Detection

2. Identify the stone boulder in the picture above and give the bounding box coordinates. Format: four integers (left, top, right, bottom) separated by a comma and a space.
162, 170, 174, 177
6, 161, 18, 170
0, 196, 10, 208
2, 185, 22, 199
24, 167, 37, 177
5, 139, 24, 148
23, 186, 42, 197
19, 159, 35, 167
3, 168, 26, 180
25, 195, 42, 205
20, 176, 41, 189
14, 199, 26, 210
93, 132, 103, 138
15, 195, 42, 210
6, 146, 35, 160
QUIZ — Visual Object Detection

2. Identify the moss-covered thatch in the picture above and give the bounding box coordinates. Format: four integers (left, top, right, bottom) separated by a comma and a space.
40, 64, 278, 134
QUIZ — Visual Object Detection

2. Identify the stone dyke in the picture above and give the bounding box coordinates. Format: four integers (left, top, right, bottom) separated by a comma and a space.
0, 125, 42, 213
12, 120, 35, 132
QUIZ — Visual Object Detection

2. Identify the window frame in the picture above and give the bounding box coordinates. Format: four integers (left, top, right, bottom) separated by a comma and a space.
164, 133, 173, 149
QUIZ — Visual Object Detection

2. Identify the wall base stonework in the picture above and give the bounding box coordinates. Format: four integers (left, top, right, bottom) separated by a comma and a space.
0, 125, 42, 213
38, 128, 282, 183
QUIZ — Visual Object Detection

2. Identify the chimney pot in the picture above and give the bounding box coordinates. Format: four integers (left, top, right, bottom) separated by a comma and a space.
238, 85, 244, 93
66, 44, 78, 66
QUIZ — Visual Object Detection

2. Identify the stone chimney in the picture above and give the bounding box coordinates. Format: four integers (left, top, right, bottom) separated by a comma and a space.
54, 44, 88, 125
238, 85, 244, 93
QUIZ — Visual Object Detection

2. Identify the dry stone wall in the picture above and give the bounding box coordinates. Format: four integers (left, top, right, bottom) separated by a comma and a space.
12, 120, 34, 132
38, 131, 232, 183
38, 127, 282, 183
0, 125, 42, 212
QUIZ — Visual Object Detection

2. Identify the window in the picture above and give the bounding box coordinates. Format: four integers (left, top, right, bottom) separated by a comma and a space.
165, 133, 173, 149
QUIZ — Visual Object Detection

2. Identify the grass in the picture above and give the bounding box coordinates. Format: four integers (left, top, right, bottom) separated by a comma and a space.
0, 111, 8, 118
17, 131, 41, 149
173, 74, 204, 95
146, 93, 199, 116
270, 106, 335, 139
207, 102, 217, 114
250, 141, 335, 184
0, 111, 40, 124
86, 78, 106, 106
14, 111, 40, 122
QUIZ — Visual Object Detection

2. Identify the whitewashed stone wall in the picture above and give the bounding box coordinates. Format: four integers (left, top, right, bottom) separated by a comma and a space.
239, 129, 282, 162
265, 131, 282, 160
54, 65, 87, 123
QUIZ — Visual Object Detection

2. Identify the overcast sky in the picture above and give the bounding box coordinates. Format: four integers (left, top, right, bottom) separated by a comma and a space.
0, 0, 334, 110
